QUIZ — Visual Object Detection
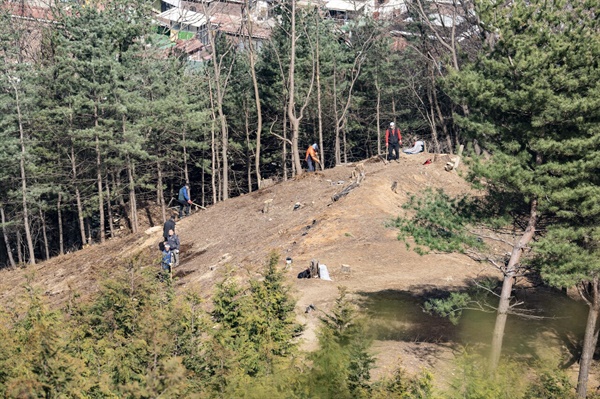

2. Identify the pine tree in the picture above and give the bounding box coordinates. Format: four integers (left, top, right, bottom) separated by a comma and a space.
447, 0, 600, 377
306, 286, 374, 399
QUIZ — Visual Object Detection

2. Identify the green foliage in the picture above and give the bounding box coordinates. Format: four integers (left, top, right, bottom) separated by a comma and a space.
444, 352, 525, 399
203, 253, 302, 393
424, 279, 498, 325
392, 189, 483, 254
523, 369, 576, 399
424, 292, 472, 325
0, 282, 90, 398
305, 287, 375, 399
371, 366, 436, 399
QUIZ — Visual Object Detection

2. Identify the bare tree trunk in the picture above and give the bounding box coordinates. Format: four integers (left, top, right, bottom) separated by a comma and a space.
243, 6, 263, 188
287, 0, 301, 175
0, 205, 16, 267
182, 129, 190, 185
332, 30, 375, 165
376, 76, 382, 155
286, 0, 316, 176
57, 192, 64, 255
157, 160, 166, 223
16, 230, 22, 264
208, 78, 218, 204
343, 116, 348, 164
215, 142, 222, 203
316, 14, 324, 165
283, 112, 288, 180
70, 140, 86, 246
40, 208, 49, 260
427, 81, 441, 153
127, 155, 138, 233
576, 279, 600, 398
85, 217, 92, 244
245, 109, 252, 192
333, 63, 341, 165
12, 78, 35, 264
202, 5, 235, 201
113, 172, 129, 229
106, 179, 115, 239
201, 159, 206, 207
94, 104, 105, 243
490, 197, 538, 370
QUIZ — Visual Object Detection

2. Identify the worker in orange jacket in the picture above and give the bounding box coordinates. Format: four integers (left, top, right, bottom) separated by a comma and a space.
305, 143, 320, 172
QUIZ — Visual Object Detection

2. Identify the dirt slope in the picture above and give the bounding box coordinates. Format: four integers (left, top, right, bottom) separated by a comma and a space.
0, 152, 493, 381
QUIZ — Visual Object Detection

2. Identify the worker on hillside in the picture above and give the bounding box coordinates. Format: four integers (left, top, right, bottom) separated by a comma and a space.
161, 242, 174, 279
166, 229, 180, 267
178, 183, 192, 219
163, 213, 176, 242
385, 122, 402, 162
305, 143, 321, 172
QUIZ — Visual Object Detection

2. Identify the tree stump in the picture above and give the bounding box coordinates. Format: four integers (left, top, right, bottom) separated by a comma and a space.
262, 198, 273, 213
309, 259, 319, 278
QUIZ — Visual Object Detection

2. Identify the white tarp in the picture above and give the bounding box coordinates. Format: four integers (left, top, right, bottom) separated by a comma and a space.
319, 264, 332, 281
404, 141, 424, 154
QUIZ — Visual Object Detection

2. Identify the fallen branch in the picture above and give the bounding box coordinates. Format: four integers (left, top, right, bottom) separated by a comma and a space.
332, 181, 360, 202
190, 201, 206, 210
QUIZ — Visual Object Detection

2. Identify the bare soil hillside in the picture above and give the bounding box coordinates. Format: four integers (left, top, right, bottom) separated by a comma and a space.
0, 152, 495, 383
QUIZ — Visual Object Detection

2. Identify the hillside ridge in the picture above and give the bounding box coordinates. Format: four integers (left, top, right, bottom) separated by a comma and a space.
0, 152, 489, 379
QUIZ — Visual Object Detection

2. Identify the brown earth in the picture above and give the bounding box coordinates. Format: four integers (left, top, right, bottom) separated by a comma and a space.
0, 152, 509, 386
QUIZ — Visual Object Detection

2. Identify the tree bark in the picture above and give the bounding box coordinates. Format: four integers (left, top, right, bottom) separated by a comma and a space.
40, 209, 50, 260
315, 14, 324, 166
0, 205, 16, 267
283, 111, 288, 180
576, 278, 600, 398
202, 5, 235, 201
489, 197, 538, 370
286, 0, 315, 176
426, 70, 441, 154
182, 128, 190, 185
157, 160, 166, 223
376, 76, 382, 156
287, 0, 303, 175
244, 6, 263, 188
208, 78, 218, 204
106, 178, 115, 239
12, 78, 35, 264
333, 63, 341, 165
245, 109, 252, 192
57, 192, 64, 255
127, 155, 138, 233
113, 172, 131, 230
16, 230, 22, 264
69, 139, 86, 246
94, 104, 105, 243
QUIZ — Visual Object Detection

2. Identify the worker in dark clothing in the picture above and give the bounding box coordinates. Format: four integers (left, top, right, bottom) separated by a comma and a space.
161, 242, 174, 279
166, 229, 180, 267
163, 213, 176, 242
385, 122, 402, 161
305, 143, 320, 172
178, 184, 192, 219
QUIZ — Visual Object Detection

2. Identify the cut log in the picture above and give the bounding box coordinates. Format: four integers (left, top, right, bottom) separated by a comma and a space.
332, 181, 360, 202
